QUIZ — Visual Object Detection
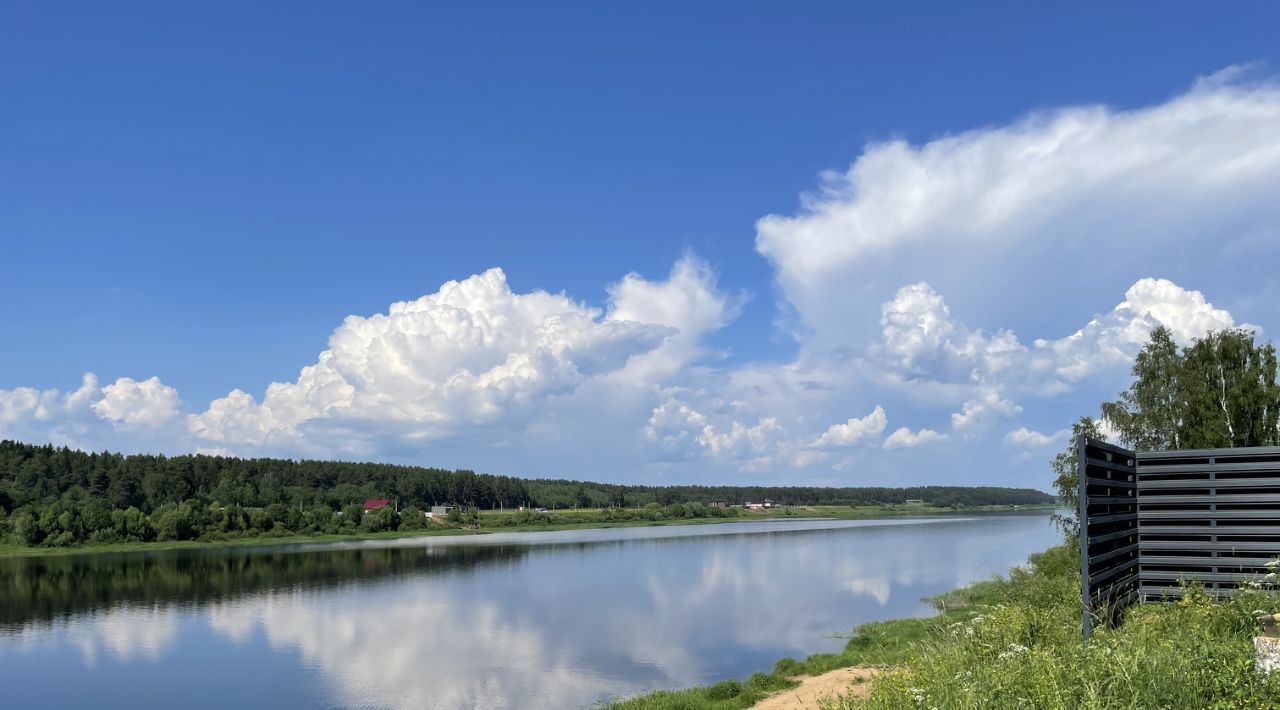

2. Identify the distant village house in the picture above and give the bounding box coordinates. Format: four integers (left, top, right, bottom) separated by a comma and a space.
364, 498, 391, 512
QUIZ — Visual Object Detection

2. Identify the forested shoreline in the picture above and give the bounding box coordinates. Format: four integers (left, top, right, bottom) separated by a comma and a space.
0, 439, 1053, 548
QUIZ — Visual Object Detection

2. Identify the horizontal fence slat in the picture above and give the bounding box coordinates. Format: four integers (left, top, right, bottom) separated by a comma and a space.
1089, 543, 1139, 566
1088, 527, 1140, 545
1138, 446, 1280, 460
1140, 477, 1280, 490
1139, 586, 1235, 599
1139, 525, 1280, 536
1088, 512, 1139, 525
1142, 540, 1280, 551
1090, 557, 1139, 587
1086, 477, 1138, 490
1139, 493, 1280, 504
1138, 461, 1280, 476
1139, 570, 1266, 583
1088, 495, 1137, 504
1139, 555, 1276, 567
1085, 457, 1137, 475
1136, 509, 1280, 520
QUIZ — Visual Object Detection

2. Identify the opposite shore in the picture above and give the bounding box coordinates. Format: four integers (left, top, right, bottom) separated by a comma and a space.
0, 503, 1053, 558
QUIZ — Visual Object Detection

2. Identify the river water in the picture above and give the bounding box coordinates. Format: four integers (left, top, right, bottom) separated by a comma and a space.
0, 513, 1059, 709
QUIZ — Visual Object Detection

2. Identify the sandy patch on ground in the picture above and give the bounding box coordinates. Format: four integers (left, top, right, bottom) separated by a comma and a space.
751, 667, 880, 709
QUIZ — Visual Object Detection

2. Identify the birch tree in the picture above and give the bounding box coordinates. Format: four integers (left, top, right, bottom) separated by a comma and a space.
1102, 328, 1279, 450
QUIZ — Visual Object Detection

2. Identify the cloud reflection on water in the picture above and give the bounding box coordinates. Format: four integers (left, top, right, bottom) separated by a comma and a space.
0, 516, 1059, 709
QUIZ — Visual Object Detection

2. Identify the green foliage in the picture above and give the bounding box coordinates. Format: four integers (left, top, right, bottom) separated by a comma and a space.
360, 505, 399, 533
848, 549, 1280, 709
0, 439, 1051, 549
110, 506, 153, 542
340, 502, 364, 530
1180, 329, 1280, 448
11, 508, 38, 545
1103, 326, 1280, 450
607, 671, 797, 710
152, 501, 201, 541
1049, 417, 1106, 537
398, 507, 430, 531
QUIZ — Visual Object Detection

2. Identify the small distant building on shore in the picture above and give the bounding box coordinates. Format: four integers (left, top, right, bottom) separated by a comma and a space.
708, 499, 729, 508
762, 499, 775, 508
904, 499, 925, 506
745, 500, 774, 510
364, 498, 391, 512
430, 505, 455, 516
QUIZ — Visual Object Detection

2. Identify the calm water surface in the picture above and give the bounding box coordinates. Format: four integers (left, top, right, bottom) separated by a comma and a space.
0, 513, 1058, 709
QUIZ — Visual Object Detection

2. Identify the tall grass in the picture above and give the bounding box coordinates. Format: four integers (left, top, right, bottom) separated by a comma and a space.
838, 545, 1280, 709
612, 545, 1280, 709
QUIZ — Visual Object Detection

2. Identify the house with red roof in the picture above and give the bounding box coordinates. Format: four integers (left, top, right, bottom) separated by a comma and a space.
363, 498, 391, 512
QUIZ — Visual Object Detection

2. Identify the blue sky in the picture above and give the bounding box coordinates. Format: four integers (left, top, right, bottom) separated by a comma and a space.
3, 2, 1279, 490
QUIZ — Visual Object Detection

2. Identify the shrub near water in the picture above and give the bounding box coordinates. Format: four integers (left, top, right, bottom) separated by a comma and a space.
844, 545, 1280, 710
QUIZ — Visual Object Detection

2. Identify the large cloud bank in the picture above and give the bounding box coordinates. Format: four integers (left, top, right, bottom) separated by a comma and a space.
3, 70, 1277, 487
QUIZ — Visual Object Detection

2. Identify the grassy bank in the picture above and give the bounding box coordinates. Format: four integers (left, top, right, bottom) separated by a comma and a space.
604, 570, 1007, 710
608, 544, 1280, 710
0, 503, 1048, 558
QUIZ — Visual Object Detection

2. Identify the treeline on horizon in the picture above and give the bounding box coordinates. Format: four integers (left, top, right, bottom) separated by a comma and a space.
0, 439, 1053, 548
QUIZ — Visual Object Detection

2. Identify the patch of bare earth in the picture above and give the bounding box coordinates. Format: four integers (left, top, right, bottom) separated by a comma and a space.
751, 667, 880, 710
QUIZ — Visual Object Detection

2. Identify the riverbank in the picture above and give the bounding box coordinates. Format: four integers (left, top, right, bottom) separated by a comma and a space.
0, 503, 1052, 558
607, 543, 1280, 709
604, 566, 1001, 710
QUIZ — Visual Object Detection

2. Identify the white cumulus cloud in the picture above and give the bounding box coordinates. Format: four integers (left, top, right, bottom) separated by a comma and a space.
187, 267, 677, 454
1035, 277, 1248, 382
870, 277, 1246, 400
755, 69, 1280, 351
813, 406, 888, 448
951, 391, 1022, 434
883, 427, 948, 450
1004, 427, 1068, 448
93, 377, 181, 426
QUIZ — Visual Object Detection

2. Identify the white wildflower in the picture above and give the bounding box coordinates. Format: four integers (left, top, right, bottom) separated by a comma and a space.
997, 643, 1031, 661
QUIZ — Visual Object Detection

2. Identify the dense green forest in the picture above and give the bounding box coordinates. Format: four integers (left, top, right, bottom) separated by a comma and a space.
0, 439, 1053, 548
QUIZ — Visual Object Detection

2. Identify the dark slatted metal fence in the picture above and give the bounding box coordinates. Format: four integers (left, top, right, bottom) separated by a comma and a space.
1078, 438, 1138, 639
1079, 439, 1280, 637
1136, 445, 1280, 600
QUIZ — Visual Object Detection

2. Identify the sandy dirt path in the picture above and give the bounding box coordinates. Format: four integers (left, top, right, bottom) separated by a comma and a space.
751, 667, 880, 709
